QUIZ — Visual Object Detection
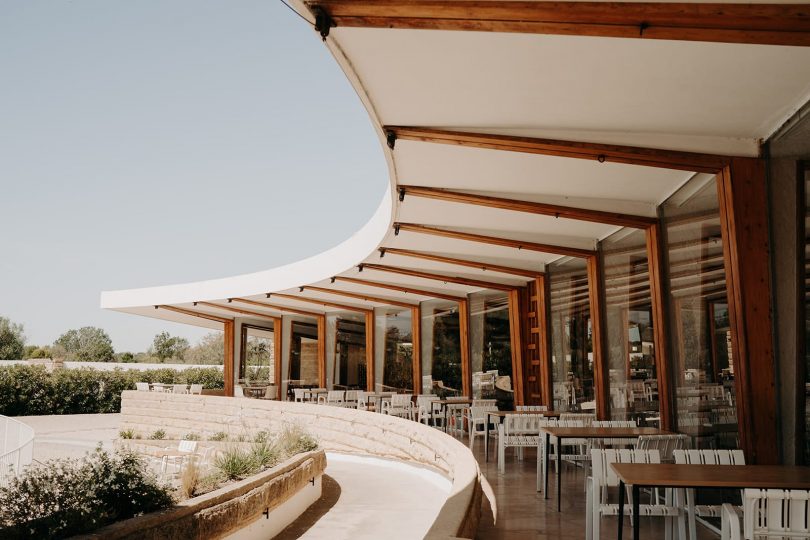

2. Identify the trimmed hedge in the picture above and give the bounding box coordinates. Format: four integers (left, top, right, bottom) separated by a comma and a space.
0, 364, 223, 416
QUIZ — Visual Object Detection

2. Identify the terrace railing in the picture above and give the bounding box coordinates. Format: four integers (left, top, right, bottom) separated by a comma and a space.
0, 415, 34, 486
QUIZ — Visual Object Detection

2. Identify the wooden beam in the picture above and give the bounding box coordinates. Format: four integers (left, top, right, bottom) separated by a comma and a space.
507, 288, 525, 406
412, 305, 422, 395
308, 1, 810, 47
155, 304, 231, 324
274, 317, 283, 400
196, 301, 278, 323
303, 285, 416, 309
269, 293, 373, 314
317, 315, 327, 388
387, 127, 731, 173
717, 157, 778, 464
459, 298, 472, 397
224, 320, 235, 397
587, 255, 609, 420
230, 298, 322, 318
400, 185, 656, 229
361, 263, 516, 291
646, 222, 673, 432
365, 310, 375, 392
537, 275, 554, 409
333, 275, 466, 302
396, 222, 595, 258
380, 246, 543, 278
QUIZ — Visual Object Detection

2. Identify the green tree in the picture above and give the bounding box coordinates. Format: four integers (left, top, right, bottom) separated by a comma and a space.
151, 332, 190, 362
0, 317, 26, 360
185, 332, 224, 365
53, 327, 115, 362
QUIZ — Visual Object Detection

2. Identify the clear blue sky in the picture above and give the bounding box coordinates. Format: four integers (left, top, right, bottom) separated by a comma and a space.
0, 1, 387, 352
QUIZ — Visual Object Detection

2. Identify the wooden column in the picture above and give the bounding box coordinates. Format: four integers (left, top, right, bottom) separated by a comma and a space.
365, 310, 375, 392
587, 254, 609, 420
646, 221, 674, 431
717, 157, 778, 464
508, 288, 525, 406
223, 320, 235, 397
317, 315, 327, 388
412, 305, 422, 394
537, 275, 554, 409
273, 317, 283, 400
459, 298, 472, 397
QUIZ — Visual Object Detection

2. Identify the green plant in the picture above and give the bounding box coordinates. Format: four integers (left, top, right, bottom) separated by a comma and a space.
182, 432, 200, 441
178, 457, 202, 500
0, 447, 173, 539
277, 424, 318, 457
214, 446, 257, 481
250, 440, 280, 469
119, 429, 136, 440
253, 430, 270, 444
209, 432, 228, 442
148, 429, 166, 440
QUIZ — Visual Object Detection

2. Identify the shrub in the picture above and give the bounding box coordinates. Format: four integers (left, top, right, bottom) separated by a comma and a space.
178, 458, 202, 500
250, 440, 280, 469
119, 429, 136, 440
277, 424, 319, 457
253, 430, 270, 444
0, 447, 173, 539
183, 432, 200, 441
214, 446, 257, 481
209, 432, 228, 442
149, 429, 166, 440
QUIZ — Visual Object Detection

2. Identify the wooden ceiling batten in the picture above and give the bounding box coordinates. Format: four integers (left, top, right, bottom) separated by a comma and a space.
230, 298, 322, 318
380, 246, 543, 278
395, 223, 595, 258
399, 185, 657, 229
361, 263, 517, 291
270, 293, 373, 314
305, 1, 810, 47
302, 285, 417, 309
387, 127, 732, 173
332, 276, 466, 302
195, 301, 280, 323
155, 304, 231, 324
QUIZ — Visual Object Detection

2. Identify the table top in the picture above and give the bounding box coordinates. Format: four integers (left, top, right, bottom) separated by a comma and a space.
365, 392, 395, 397
304, 388, 328, 393
437, 399, 474, 405
611, 463, 810, 490
489, 410, 563, 417
540, 426, 671, 438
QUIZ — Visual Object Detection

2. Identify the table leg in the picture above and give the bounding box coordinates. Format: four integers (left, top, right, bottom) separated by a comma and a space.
618, 481, 625, 539
557, 437, 562, 511
484, 413, 490, 462
544, 432, 550, 499
632, 484, 640, 540
444, 406, 448, 433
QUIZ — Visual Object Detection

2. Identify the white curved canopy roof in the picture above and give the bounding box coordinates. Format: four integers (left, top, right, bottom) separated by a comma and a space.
101, 1, 810, 328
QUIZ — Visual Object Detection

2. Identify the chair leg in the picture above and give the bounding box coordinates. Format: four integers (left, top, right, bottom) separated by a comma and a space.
687, 488, 697, 540
585, 477, 593, 540
498, 439, 505, 474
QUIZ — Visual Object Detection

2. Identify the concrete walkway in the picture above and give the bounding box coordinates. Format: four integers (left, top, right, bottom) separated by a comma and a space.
16, 413, 120, 462
275, 453, 452, 540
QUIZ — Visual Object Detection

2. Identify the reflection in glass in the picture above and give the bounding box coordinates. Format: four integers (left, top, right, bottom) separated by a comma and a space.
549, 258, 594, 411
289, 321, 319, 386
663, 173, 738, 449
470, 291, 512, 405
602, 228, 659, 423
421, 300, 462, 396
240, 324, 275, 383
330, 314, 366, 390
375, 308, 414, 392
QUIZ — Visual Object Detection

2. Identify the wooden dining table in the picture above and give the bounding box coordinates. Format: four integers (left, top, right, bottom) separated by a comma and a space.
435, 399, 474, 433
540, 426, 671, 511
611, 463, 810, 540
484, 410, 562, 462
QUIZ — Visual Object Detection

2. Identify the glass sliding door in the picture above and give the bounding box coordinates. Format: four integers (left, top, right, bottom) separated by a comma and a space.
662, 173, 738, 449
239, 324, 276, 384
330, 314, 366, 390
421, 300, 462, 396
549, 258, 594, 411
470, 291, 512, 405
375, 308, 414, 393
602, 228, 660, 424
289, 321, 319, 387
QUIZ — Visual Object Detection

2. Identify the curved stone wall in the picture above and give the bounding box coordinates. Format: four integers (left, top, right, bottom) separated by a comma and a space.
118, 391, 483, 539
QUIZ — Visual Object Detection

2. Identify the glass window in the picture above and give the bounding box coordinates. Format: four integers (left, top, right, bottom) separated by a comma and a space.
549, 258, 594, 411
602, 228, 659, 424
375, 308, 414, 392
239, 324, 276, 383
470, 291, 512, 405
421, 299, 462, 396
662, 173, 738, 449
289, 321, 319, 386
330, 314, 366, 390
804, 163, 810, 464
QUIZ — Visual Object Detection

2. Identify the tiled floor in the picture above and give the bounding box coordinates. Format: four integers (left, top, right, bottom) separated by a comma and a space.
473, 439, 716, 539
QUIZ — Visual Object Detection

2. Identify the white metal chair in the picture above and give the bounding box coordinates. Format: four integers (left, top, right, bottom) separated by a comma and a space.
636, 434, 688, 463
560, 412, 596, 424
674, 449, 745, 540
382, 394, 414, 420
591, 419, 637, 448
234, 385, 245, 398
172, 384, 188, 394
517, 405, 548, 412
261, 385, 277, 400
189, 383, 203, 395
498, 414, 551, 473
721, 489, 810, 540
319, 390, 345, 406
468, 405, 499, 449
586, 448, 685, 540
416, 395, 440, 426
293, 388, 306, 402
160, 440, 199, 477
135, 382, 150, 392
